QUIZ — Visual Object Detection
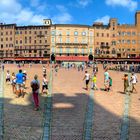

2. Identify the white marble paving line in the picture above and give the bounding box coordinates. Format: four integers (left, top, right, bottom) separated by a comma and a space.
0, 70, 4, 140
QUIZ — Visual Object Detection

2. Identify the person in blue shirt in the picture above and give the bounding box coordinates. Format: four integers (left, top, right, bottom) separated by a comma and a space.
16, 69, 24, 98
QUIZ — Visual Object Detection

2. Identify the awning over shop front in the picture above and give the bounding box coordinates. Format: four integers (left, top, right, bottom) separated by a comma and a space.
95, 58, 140, 62
56, 56, 88, 61
0, 58, 14, 61
14, 57, 49, 61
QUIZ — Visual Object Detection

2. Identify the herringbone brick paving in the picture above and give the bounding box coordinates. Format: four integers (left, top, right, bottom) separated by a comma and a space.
3, 64, 50, 140
2, 64, 140, 140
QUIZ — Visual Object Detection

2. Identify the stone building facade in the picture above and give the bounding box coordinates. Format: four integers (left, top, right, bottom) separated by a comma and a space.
0, 23, 51, 61
50, 24, 94, 61
0, 11, 140, 61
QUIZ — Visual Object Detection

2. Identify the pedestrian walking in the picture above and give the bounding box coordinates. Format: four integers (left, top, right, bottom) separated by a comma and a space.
104, 68, 109, 91
83, 71, 90, 90
108, 77, 112, 91
122, 74, 129, 93
42, 74, 48, 94
130, 72, 137, 93
78, 65, 80, 71
6, 70, 11, 83
1, 64, 4, 71
43, 66, 46, 75
81, 64, 84, 71
91, 73, 97, 90
23, 70, 27, 88
11, 72, 16, 94
54, 65, 58, 76
31, 75, 40, 111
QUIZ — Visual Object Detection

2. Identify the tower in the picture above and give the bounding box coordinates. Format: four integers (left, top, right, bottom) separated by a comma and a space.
43, 19, 52, 26
109, 18, 118, 30
135, 11, 140, 28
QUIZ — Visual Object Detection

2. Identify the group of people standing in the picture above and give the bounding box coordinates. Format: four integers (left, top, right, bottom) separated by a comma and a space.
3, 62, 139, 111
83, 70, 98, 91
5, 66, 49, 111
109, 63, 140, 73
122, 72, 138, 94
83, 65, 112, 92
83, 65, 137, 95
6, 69, 27, 98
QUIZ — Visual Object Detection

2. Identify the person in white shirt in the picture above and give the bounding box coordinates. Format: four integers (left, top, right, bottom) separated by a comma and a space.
6, 70, 11, 83
42, 74, 48, 94
11, 72, 16, 93
83, 71, 90, 90
130, 73, 137, 93
104, 68, 110, 91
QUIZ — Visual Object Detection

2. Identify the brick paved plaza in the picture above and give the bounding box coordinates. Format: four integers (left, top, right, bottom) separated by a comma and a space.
1, 64, 140, 140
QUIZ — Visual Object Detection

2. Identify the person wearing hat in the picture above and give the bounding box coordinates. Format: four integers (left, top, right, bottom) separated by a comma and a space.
31, 75, 40, 111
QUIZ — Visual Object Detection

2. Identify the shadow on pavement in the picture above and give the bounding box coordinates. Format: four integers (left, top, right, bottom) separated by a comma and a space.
50, 92, 140, 140
2, 91, 140, 140
3, 93, 48, 140
117, 91, 125, 94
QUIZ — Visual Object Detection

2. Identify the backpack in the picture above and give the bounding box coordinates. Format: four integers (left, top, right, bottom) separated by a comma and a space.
31, 81, 39, 91
109, 77, 112, 85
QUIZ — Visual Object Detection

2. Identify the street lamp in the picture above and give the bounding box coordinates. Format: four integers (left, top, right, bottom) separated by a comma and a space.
51, 53, 55, 62
88, 54, 93, 61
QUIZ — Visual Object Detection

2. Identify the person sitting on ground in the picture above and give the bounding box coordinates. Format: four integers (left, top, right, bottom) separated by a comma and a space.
31, 75, 40, 111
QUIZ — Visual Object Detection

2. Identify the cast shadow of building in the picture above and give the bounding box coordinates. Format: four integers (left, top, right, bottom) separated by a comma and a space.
2, 91, 140, 140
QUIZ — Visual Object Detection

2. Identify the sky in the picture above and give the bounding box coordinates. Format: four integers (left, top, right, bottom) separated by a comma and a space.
0, 0, 140, 26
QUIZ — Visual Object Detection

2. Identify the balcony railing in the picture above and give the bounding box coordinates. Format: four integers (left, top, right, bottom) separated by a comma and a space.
14, 48, 46, 50
100, 45, 110, 49
37, 34, 45, 38
56, 42, 88, 46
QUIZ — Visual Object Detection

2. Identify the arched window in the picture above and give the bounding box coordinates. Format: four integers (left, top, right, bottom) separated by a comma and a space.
112, 48, 116, 54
